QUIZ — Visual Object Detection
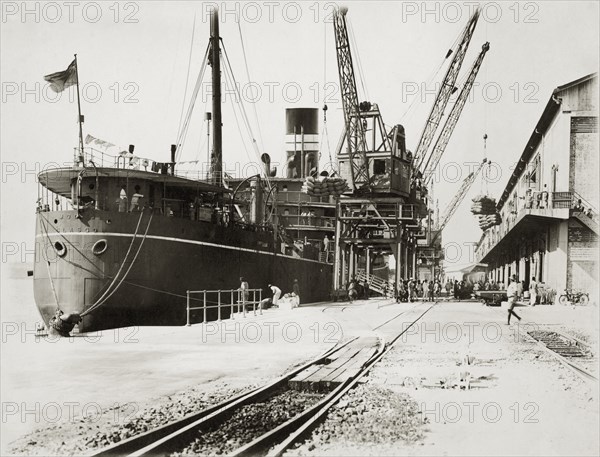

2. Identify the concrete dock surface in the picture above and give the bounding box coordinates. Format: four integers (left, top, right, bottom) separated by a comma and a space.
2, 271, 598, 455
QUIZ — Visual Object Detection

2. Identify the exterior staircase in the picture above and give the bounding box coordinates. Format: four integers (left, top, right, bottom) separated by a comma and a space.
572, 211, 599, 234
571, 191, 599, 234
356, 269, 394, 298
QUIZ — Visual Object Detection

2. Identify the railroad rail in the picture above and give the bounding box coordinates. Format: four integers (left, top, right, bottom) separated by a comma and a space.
526, 329, 598, 383
90, 302, 436, 457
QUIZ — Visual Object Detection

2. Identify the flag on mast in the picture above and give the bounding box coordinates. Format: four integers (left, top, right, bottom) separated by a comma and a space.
44, 59, 77, 93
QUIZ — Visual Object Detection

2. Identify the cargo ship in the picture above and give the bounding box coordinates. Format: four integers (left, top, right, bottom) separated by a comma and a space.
33, 9, 335, 333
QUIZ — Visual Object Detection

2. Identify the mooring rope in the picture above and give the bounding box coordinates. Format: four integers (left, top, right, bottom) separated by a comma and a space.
81, 211, 153, 317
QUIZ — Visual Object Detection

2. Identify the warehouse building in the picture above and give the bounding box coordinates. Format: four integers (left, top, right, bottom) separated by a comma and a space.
475, 73, 598, 301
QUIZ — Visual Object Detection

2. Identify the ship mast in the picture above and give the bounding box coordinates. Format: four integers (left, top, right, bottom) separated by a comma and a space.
209, 7, 223, 187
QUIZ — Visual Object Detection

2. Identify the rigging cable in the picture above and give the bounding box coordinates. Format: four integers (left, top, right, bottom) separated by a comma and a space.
176, 13, 198, 146
221, 40, 272, 189
237, 20, 265, 156
221, 47, 254, 167
175, 43, 211, 162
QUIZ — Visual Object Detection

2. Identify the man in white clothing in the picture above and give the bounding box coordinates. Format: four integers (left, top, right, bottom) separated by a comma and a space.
529, 276, 538, 306
268, 284, 282, 305
507, 275, 522, 325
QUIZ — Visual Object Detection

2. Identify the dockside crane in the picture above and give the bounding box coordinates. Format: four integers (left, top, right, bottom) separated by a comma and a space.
414, 8, 480, 176
430, 158, 488, 244
422, 42, 490, 185
332, 6, 371, 193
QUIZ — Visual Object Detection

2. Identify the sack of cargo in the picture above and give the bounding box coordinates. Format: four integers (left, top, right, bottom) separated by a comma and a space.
472, 195, 496, 205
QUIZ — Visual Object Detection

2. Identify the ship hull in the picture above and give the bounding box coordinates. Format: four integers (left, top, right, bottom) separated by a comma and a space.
34, 209, 332, 333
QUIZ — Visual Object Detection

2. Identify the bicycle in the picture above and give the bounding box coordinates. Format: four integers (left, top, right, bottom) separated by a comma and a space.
558, 289, 590, 305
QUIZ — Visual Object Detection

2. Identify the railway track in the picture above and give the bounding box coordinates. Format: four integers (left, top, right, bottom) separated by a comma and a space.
91, 303, 436, 457
526, 329, 598, 383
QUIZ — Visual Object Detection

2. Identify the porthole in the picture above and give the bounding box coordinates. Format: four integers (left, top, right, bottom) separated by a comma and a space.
53, 241, 67, 257
92, 239, 108, 255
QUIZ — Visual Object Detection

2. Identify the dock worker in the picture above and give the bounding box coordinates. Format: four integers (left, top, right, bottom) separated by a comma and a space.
239, 277, 249, 305
529, 276, 538, 307
507, 275, 522, 325
348, 280, 358, 303
292, 279, 300, 298
268, 284, 282, 305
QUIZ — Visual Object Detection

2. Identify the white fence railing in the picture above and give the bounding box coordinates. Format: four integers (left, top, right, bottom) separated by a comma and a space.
185, 288, 263, 325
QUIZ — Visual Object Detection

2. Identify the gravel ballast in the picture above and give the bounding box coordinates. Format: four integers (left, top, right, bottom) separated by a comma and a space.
175, 388, 324, 456
285, 384, 425, 456
7, 383, 255, 456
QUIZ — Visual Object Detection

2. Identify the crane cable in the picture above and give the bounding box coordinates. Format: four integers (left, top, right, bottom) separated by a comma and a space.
319, 19, 333, 169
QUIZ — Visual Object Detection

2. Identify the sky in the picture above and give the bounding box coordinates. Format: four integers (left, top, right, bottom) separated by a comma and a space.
1, 0, 599, 268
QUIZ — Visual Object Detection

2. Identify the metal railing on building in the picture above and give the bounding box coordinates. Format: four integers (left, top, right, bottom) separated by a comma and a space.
185, 288, 263, 325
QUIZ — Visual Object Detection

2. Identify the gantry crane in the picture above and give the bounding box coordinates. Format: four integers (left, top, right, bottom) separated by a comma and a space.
422, 42, 490, 185
414, 8, 480, 176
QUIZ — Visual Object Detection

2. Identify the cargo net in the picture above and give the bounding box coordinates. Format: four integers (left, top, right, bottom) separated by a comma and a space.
477, 212, 502, 231
470, 195, 497, 215
471, 195, 502, 231
301, 176, 349, 197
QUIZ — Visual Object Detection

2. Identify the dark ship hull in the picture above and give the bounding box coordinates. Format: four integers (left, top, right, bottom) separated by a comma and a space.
34, 209, 332, 333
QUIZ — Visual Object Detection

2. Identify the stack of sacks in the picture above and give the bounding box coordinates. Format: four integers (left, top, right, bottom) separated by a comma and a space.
301, 176, 349, 197
478, 212, 502, 231
471, 195, 497, 215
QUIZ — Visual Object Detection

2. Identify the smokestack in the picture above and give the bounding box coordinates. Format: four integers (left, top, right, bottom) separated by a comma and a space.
129, 144, 135, 154
171, 144, 177, 175
261, 153, 271, 176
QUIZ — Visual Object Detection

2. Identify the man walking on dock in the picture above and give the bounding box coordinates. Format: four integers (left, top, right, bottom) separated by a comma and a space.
507, 275, 522, 325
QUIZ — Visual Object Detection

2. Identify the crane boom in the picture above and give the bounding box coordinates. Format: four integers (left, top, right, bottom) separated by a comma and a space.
414, 8, 480, 174
422, 42, 490, 185
332, 7, 371, 191
431, 159, 487, 244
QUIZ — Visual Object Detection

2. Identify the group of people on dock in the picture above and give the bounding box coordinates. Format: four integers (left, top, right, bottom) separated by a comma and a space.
238, 277, 300, 309
391, 278, 442, 303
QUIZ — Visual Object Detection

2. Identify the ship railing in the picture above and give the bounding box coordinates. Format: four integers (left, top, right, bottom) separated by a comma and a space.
77, 147, 225, 182
279, 214, 335, 228
185, 288, 263, 326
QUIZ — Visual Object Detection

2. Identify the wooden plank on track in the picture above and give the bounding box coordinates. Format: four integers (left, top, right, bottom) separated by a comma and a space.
321, 347, 378, 390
